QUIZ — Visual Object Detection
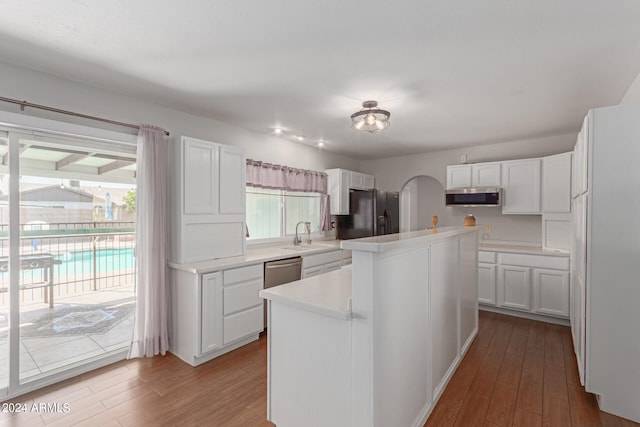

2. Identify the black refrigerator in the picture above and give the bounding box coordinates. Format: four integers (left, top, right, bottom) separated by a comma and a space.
336, 189, 400, 239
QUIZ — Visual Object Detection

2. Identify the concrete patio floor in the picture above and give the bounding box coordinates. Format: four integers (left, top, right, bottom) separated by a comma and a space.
0, 285, 134, 387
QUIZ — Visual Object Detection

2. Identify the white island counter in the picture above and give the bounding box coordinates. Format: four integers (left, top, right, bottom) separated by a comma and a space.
260, 226, 479, 427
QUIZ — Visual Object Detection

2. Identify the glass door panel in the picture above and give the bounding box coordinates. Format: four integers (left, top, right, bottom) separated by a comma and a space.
0, 135, 8, 391
14, 134, 136, 383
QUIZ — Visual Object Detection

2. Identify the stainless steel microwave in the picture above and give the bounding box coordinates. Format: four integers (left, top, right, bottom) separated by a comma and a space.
445, 187, 502, 207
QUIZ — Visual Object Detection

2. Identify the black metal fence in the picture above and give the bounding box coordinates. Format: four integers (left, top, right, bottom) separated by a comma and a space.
0, 222, 135, 306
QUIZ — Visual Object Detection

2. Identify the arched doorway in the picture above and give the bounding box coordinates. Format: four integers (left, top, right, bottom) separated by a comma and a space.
399, 175, 451, 232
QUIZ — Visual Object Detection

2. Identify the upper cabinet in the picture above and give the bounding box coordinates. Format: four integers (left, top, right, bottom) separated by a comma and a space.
446, 163, 500, 189
501, 159, 542, 214
446, 165, 472, 189
169, 136, 246, 263
326, 168, 375, 215
542, 152, 572, 213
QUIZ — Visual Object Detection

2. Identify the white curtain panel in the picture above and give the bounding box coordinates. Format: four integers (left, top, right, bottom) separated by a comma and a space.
128, 125, 169, 358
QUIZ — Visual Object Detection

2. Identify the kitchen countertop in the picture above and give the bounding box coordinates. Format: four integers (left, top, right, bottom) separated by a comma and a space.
260, 267, 352, 320
341, 226, 479, 253
168, 239, 347, 274
478, 240, 570, 257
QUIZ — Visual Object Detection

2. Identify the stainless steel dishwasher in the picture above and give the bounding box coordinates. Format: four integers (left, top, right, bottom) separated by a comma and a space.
263, 256, 302, 329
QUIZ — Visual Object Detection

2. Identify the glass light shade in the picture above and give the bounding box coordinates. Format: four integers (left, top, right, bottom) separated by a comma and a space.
350, 100, 391, 133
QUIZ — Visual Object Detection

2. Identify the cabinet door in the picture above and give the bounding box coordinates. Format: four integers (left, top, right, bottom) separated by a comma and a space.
542, 152, 572, 213
362, 174, 375, 190
446, 165, 472, 189
327, 169, 350, 215
498, 265, 531, 311
501, 159, 541, 214
534, 269, 569, 317
472, 163, 501, 187
184, 138, 219, 214
201, 272, 223, 354
350, 172, 365, 190
219, 145, 245, 214
478, 263, 497, 305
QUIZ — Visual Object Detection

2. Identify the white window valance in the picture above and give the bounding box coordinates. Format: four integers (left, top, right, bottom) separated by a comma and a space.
246, 159, 328, 194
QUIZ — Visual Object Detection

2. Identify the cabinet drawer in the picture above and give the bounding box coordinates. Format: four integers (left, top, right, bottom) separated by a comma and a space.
223, 306, 263, 345
223, 278, 263, 315
223, 263, 263, 286
302, 250, 342, 268
499, 253, 569, 271
325, 260, 342, 272
478, 251, 497, 264
302, 265, 324, 278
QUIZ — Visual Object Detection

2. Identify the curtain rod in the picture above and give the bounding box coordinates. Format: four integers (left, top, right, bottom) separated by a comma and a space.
0, 96, 170, 136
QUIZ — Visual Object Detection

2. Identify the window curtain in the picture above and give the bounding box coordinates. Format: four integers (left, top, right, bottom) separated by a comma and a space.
246, 159, 332, 230
128, 125, 169, 359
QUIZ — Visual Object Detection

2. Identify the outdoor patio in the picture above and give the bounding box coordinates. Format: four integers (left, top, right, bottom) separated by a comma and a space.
0, 284, 135, 385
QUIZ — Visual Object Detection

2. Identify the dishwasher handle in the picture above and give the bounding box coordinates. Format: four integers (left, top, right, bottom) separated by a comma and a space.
265, 260, 303, 270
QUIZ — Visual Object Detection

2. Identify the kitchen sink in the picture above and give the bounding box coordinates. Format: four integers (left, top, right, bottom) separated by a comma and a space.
282, 244, 332, 251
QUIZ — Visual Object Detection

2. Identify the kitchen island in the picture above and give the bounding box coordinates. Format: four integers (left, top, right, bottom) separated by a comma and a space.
260, 226, 479, 427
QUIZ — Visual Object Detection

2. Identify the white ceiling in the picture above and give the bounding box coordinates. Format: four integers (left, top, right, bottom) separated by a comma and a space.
1, 1, 639, 160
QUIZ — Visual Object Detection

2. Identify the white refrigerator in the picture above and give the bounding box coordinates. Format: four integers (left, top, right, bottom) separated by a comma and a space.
570, 103, 640, 423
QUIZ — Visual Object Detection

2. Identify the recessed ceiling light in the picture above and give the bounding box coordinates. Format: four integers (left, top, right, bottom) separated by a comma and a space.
295, 135, 304, 141
273, 128, 283, 135
317, 141, 325, 147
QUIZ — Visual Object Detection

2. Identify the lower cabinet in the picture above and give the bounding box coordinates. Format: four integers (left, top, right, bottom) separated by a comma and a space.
170, 263, 264, 366
301, 250, 343, 278
498, 265, 531, 311
478, 263, 496, 305
201, 272, 223, 353
479, 250, 570, 320
533, 269, 570, 317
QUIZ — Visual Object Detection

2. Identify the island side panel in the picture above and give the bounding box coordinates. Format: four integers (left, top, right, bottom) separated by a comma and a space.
350, 250, 376, 427
459, 231, 479, 354
269, 300, 351, 427
430, 238, 461, 401
372, 246, 431, 427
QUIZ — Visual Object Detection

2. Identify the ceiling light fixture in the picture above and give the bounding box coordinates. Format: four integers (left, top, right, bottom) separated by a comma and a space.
273, 127, 283, 135
295, 135, 304, 141
351, 100, 390, 133
317, 141, 325, 147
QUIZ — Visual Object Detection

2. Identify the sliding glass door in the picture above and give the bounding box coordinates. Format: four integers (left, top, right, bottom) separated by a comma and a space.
0, 123, 136, 397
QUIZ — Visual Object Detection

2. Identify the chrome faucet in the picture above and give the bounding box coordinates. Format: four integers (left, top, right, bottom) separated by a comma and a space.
294, 221, 312, 245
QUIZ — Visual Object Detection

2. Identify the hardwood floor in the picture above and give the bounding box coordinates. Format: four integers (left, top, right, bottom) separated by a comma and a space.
1, 311, 637, 426
426, 311, 639, 427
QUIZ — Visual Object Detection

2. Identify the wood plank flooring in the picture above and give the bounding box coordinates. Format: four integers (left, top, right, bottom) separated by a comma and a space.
426, 311, 639, 427
1, 311, 638, 426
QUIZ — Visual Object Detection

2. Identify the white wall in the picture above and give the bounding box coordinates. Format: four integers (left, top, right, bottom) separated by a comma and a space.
0, 61, 362, 172
620, 70, 640, 104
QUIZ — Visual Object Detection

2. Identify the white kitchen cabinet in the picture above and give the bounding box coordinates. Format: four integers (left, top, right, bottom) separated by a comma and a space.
169, 136, 246, 263
219, 145, 246, 214
223, 264, 264, 345
479, 249, 570, 321
542, 152, 572, 213
326, 168, 374, 214
446, 165, 472, 189
472, 163, 501, 187
301, 250, 343, 278
184, 139, 219, 215
533, 269, 569, 317
201, 272, 223, 354
350, 171, 375, 190
498, 265, 531, 311
478, 263, 497, 305
446, 163, 501, 189
169, 263, 263, 367
501, 158, 541, 214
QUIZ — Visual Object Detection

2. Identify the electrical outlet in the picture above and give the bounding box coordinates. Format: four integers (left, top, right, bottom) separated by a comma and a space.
485, 224, 492, 233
